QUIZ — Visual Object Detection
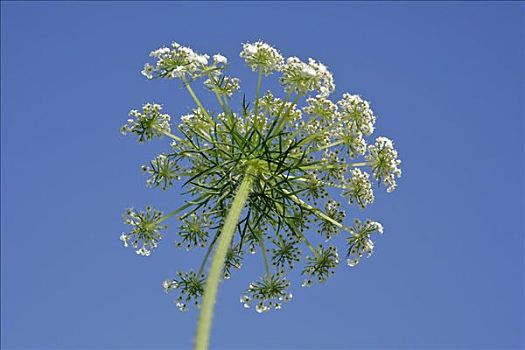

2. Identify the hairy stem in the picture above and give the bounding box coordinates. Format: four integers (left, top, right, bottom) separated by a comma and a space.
194, 169, 254, 350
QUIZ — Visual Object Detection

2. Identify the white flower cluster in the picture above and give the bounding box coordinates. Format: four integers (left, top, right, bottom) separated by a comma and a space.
301, 245, 340, 287
120, 103, 171, 142
346, 219, 384, 267
204, 75, 240, 97
180, 109, 213, 137
143, 154, 180, 190
303, 173, 328, 202
259, 90, 302, 130
212, 54, 228, 65
217, 112, 247, 134
240, 274, 292, 313
120, 206, 166, 256
163, 270, 205, 312
270, 234, 301, 272
344, 169, 375, 209
338, 94, 376, 136
324, 94, 376, 158
319, 200, 346, 241
320, 150, 346, 181
176, 213, 211, 250
303, 96, 338, 122
280, 57, 335, 97
240, 41, 284, 75
332, 125, 367, 157
142, 42, 223, 80
366, 137, 402, 192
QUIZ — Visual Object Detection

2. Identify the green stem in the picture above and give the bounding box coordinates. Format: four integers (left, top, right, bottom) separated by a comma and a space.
297, 231, 317, 256
286, 223, 317, 257
153, 126, 184, 143
158, 198, 206, 223
350, 162, 370, 167
313, 140, 344, 152
254, 69, 263, 123
214, 91, 226, 112
182, 77, 212, 122
273, 94, 301, 135
206, 74, 228, 114
194, 170, 254, 350
281, 188, 353, 234
276, 93, 292, 118
300, 164, 339, 171
257, 231, 270, 276
198, 233, 219, 276
277, 174, 346, 190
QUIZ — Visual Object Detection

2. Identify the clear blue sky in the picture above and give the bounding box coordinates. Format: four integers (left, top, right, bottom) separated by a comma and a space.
1, 1, 523, 349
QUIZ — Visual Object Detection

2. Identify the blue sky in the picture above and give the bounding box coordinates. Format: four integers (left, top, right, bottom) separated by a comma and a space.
1, 1, 523, 349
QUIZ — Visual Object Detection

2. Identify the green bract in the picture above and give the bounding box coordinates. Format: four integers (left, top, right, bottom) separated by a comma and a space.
120, 40, 402, 349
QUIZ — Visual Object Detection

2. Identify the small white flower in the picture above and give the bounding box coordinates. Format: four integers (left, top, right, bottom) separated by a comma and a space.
213, 54, 228, 64
363, 238, 374, 256
169, 66, 185, 78
240, 295, 251, 308
195, 54, 209, 66
347, 258, 359, 267
162, 280, 174, 293
255, 302, 269, 313
302, 65, 317, 77
372, 221, 384, 234
136, 247, 151, 256
301, 279, 312, 288
119, 233, 129, 247
141, 63, 153, 79
282, 293, 293, 302
176, 301, 188, 312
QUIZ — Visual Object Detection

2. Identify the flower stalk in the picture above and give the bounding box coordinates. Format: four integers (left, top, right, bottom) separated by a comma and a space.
195, 168, 254, 350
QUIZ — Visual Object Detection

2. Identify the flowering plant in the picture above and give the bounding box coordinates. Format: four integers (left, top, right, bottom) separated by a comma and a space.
120, 40, 401, 349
